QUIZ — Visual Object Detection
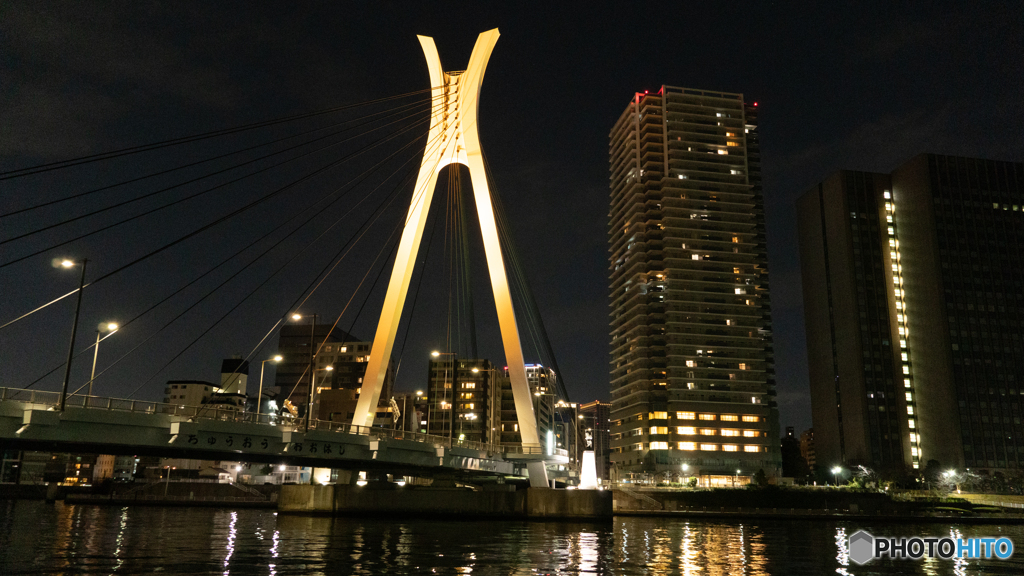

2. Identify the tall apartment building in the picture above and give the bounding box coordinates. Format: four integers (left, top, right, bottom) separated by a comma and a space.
798, 154, 1024, 474
608, 86, 781, 482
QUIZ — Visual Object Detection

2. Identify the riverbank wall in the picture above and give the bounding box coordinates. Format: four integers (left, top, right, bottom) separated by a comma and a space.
278, 484, 613, 520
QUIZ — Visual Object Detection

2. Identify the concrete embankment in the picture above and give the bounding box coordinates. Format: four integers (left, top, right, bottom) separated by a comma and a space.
278, 484, 613, 520
613, 487, 1024, 523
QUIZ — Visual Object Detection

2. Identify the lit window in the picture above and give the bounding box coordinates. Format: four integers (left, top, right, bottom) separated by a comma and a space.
741, 415, 759, 423
650, 442, 669, 450
907, 406, 914, 415
650, 427, 668, 435
718, 149, 727, 155
700, 429, 717, 436
677, 174, 688, 179
906, 393, 913, 402
888, 227, 895, 236
466, 403, 474, 409
692, 254, 700, 260
678, 426, 696, 435
677, 412, 696, 420
743, 430, 759, 438
903, 366, 910, 374
340, 347, 347, 353
720, 415, 738, 422
722, 445, 738, 452
649, 411, 668, 420
911, 446, 919, 456
904, 379, 912, 388
735, 288, 745, 295
699, 414, 716, 421
700, 444, 718, 451
679, 442, 696, 450
727, 141, 740, 147
901, 353, 909, 361
738, 363, 747, 370
908, 419, 915, 429
720, 429, 740, 437
744, 446, 760, 453
686, 360, 696, 367
725, 132, 735, 137
883, 191, 891, 199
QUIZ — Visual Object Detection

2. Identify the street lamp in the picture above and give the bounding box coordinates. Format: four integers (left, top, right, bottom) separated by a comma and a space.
291, 313, 318, 432
256, 355, 283, 420
58, 258, 88, 411
832, 466, 842, 487
86, 322, 118, 399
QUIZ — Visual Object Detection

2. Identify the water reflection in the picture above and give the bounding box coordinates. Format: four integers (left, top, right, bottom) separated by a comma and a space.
2, 502, 1024, 575
834, 526, 851, 576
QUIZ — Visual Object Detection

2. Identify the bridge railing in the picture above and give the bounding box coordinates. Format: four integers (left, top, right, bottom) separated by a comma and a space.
0, 387, 569, 458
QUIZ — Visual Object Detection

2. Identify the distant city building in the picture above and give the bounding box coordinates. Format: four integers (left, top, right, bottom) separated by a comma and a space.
273, 324, 393, 421
799, 428, 816, 473
498, 364, 557, 453
579, 400, 612, 481
780, 426, 810, 480
797, 154, 1024, 474
426, 358, 495, 443
607, 86, 781, 484
219, 357, 249, 395
163, 380, 217, 406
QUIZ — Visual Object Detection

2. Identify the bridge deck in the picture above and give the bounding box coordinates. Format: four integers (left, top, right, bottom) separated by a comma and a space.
0, 388, 566, 477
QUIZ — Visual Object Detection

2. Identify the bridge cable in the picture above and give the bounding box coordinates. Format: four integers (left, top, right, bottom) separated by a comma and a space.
125, 141, 424, 399
0, 93, 443, 220
59, 125, 437, 396
0, 99, 439, 265
28, 118, 436, 392
0, 107, 439, 331
0, 86, 442, 181
482, 152, 572, 403
128, 114, 455, 399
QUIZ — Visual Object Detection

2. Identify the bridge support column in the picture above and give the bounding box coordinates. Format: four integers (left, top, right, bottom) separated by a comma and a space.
351, 29, 545, 486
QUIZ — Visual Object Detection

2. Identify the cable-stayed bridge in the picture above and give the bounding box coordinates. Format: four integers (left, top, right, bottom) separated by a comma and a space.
0, 29, 575, 487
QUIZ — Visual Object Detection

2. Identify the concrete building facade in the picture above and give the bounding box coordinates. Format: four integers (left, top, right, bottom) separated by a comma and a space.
798, 154, 1024, 474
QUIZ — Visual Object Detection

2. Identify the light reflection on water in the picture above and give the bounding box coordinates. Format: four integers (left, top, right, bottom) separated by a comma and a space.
1, 500, 1023, 575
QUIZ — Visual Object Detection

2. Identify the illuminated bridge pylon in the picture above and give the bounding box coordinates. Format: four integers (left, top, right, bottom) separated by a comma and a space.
351, 29, 548, 486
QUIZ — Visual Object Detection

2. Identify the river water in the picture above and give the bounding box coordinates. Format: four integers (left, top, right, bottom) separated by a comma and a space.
1, 500, 1022, 575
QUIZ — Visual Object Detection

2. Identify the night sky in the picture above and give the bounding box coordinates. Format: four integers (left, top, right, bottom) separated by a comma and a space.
2, 2, 1022, 433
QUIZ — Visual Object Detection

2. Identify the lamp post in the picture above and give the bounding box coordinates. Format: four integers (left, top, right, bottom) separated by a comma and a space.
59, 258, 87, 411
291, 313, 318, 432
431, 351, 456, 443
832, 465, 842, 487
257, 355, 283, 420
87, 322, 118, 399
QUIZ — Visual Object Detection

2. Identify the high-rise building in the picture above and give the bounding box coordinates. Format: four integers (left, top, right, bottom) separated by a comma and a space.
607, 86, 781, 482
797, 154, 1024, 474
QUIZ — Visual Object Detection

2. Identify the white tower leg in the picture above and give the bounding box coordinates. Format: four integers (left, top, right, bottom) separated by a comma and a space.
351, 30, 544, 485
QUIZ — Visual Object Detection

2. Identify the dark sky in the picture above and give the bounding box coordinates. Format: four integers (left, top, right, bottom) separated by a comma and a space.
2, 2, 1022, 433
